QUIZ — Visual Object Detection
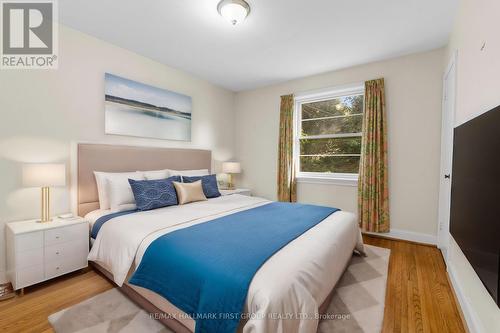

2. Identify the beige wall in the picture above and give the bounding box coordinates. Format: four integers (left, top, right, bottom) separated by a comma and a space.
446, 0, 500, 331
447, 0, 500, 127
0, 25, 236, 281
234, 48, 445, 238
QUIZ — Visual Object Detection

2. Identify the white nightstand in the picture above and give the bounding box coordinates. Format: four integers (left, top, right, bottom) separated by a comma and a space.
220, 188, 252, 196
6, 216, 89, 294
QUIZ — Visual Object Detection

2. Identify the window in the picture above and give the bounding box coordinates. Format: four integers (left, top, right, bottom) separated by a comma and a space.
294, 84, 364, 184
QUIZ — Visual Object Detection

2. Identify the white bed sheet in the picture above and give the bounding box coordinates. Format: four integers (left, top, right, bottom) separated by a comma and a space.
85, 190, 244, 233
85, 209, 111, 231
85, 209, 111, 247
88, 194, 364, 333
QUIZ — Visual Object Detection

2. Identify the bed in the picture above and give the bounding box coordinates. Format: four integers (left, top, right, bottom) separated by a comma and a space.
78, 143, 364, 333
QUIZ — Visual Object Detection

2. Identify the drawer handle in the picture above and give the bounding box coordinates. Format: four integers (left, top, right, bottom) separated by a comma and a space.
55, 252, 59, 255
55, 236, 60, 239
56, 266, 60, 270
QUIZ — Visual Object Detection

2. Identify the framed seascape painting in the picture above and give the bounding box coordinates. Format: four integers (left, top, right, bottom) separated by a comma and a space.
104, 73, 192, 141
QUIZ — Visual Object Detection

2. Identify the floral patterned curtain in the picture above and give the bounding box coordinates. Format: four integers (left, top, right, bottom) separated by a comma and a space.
358, 79, 390, 232
277, 94, 297, 202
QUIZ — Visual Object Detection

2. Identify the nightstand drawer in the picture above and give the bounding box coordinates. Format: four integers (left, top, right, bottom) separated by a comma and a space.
44, 240, 88, 263
16, 248, 43, 269
45, 257, 87, 279
16, 264, 44, 289
16, 231, 43, 252
44, 223, 88, 246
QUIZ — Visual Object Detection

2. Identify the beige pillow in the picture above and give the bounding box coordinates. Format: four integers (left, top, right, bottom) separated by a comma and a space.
173, 180, 207, 205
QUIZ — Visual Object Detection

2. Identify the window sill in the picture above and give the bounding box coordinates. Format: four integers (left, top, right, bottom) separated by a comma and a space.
296, 175, 358, 187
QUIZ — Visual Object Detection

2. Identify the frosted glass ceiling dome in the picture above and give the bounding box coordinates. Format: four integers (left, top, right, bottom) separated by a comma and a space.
217, 0, 251, 26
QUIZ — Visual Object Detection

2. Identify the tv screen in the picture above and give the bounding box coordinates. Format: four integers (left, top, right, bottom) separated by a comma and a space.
450, 105, 500, 307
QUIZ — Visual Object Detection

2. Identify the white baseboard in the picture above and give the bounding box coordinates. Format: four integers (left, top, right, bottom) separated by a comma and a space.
447, 263, 482, 333
364, 228, 437, 245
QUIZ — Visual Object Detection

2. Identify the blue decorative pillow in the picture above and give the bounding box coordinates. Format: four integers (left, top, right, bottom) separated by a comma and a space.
128, 176, 181, 211
182, 174, 221, 198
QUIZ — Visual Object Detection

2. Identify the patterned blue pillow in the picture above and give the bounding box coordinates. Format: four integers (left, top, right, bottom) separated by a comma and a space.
128, 176, 181, 211
182, 174, 221, 198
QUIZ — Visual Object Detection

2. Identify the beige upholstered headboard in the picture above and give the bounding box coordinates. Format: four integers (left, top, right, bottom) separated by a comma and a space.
77, 143, 211, 217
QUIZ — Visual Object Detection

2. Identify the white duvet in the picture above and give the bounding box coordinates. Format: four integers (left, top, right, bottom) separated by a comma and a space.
88, 194, 364, 333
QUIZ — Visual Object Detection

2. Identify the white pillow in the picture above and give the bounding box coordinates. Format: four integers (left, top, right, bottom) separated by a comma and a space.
94, 171, 144, 210
168, 169, 209, 177
142, 169, 170, 180
107, 173, 145, 212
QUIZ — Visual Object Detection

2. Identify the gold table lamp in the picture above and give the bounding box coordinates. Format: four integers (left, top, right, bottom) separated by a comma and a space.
222, 162, 241, 190
23, 164, 66, 223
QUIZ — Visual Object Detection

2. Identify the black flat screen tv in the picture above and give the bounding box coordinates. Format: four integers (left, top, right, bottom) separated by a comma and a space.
450, 105, 500, 307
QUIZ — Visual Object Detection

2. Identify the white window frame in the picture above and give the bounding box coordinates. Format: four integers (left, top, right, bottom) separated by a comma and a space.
293, 83, 364, 186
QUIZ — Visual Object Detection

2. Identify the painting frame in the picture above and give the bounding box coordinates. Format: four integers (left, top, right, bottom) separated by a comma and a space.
104, 73, 192, 141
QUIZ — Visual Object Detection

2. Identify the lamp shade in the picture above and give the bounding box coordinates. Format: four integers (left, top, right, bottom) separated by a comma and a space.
22, 163, 66, 187
222, 162, 241, 174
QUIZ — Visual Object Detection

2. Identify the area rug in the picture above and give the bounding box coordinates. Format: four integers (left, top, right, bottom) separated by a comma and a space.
49, 245, 390, 333
318, 244, 390, 333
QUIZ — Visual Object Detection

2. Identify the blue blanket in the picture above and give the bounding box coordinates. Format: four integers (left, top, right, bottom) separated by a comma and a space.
129, 202, 339, 333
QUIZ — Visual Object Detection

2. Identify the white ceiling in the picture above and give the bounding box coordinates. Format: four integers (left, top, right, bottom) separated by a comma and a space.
59, 0, 458, 91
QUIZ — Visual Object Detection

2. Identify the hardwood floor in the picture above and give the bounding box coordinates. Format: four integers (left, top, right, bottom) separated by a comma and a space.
0, 236, 466, 333
364, 235, 466, 333
0, 269, 113, 333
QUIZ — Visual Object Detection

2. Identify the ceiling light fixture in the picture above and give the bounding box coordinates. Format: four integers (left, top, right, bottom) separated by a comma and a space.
217, 0, 250, 26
